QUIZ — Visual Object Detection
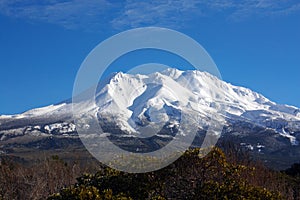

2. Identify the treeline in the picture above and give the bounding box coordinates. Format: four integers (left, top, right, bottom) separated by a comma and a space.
47, 147, 299, 200
1, 146, 300, 199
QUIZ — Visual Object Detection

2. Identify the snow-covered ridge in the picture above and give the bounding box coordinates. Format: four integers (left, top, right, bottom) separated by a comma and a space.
93, 68, 300, 119
0, 103, 72, 119
1, 68, 299, 145
91, 68, 300, 144
2, 68, 300, 122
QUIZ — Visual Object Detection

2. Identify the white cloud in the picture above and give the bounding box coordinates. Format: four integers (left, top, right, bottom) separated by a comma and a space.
227, 0, 300, 21
0, 0, 299, 31
111, 0, 203, 30
0, 0, 114, 30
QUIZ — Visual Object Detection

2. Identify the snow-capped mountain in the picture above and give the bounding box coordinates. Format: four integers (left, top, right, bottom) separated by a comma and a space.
95, 68, 300, 138
1, 68, 300, 169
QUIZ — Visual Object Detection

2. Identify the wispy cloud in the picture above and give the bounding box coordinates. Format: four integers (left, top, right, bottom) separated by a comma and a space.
111, 0, 204, 30
0, 0, 114, 30
0, 0, 299, 31
226, 0, 300, 21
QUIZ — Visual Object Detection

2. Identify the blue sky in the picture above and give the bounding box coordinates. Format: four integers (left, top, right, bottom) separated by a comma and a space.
0, 0, 299, 114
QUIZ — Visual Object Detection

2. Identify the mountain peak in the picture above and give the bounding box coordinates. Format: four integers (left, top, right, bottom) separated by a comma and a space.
1, 68, 300, 169
2, 68, 300, 146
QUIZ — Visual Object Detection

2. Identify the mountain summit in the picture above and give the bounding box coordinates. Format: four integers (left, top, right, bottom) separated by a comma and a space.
1, 68, 300, 169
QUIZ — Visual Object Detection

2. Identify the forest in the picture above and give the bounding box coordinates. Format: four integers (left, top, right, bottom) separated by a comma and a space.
1, 143, 300, 200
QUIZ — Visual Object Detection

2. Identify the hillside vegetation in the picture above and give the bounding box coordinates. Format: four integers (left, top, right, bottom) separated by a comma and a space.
1, 146, 300, 199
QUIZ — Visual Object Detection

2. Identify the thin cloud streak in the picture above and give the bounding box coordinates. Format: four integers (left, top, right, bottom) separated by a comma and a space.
0, 0, 114, 30
0, 0, 299, 31
111, 0, 204, 30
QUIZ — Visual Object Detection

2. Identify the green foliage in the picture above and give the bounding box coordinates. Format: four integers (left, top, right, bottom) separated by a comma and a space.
196, 180, 282, 200
48, 147, 285, 199
4, 144, 298, 199
48, 186, 132, 200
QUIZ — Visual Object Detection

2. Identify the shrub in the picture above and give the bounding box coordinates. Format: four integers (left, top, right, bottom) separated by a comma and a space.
48, 147, 286, 199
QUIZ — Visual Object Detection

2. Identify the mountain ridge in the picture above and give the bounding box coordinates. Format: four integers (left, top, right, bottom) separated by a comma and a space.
1, 68, 300, 169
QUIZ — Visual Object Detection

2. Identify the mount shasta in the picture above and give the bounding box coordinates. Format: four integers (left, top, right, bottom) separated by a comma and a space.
1, 68, 300, 169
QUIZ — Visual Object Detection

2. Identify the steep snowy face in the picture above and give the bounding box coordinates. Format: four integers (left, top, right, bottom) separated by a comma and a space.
1, 68, 299, 145
92, 71, 203, 135
95, 72, 195, 114
94, 68, 300, 120
3, 67, 298, 123
80, 68, 300, 144
164, 69, 299, 118
2, 68, 300, 169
